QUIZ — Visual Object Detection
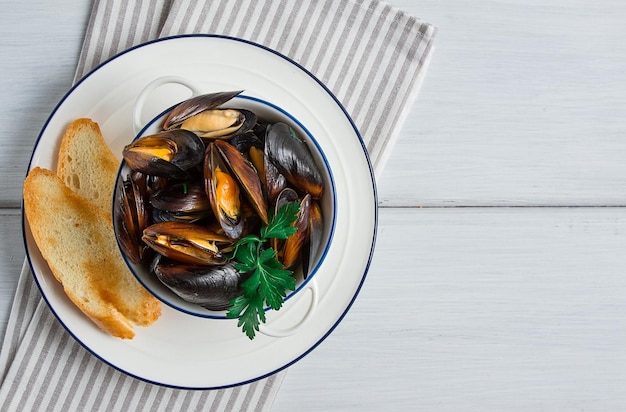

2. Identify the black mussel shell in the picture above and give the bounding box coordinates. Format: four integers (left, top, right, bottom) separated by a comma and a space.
204, 143, 244, 239
265, 123, 323, 198
150, 181, 211, 215
264, 156, 287, 208
162, 90, 244, 130
303, 199, 324, 278
115, 174, 151, 264
142, 221, 231, 265
152, 259, 245, 311
281, 193, 311, 270
230, 131, 264, 153
123, 130, 205, 179
214, 140, 268, 225
178, 108, 256, 139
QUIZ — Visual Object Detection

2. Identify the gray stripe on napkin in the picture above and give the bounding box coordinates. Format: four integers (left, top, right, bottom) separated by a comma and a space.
160, 0, 436, 176
0, 0, 435, 410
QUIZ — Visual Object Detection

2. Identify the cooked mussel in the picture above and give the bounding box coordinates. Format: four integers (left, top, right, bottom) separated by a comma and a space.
204, 143, 244, 238
265, 123, 323, 198
122, 130, 205, 179
115, 173, 151, 264
264, 151, 287, 207
270, 188, 299, 253
162, 91, 243, 130
214, 140, 268, 225
179, 109, 256, 139
149, 181, 212, 223
303, 200, 324, 278
162, 90, 255, 139
230, 131, 264, 154
142, 221, 231, 265
152, 257, 245, 310
281, 193, 311, 270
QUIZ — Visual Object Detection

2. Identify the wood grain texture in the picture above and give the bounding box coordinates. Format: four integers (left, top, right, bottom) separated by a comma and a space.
0, 1, 91, 207
377, 0, 626, 207
2, 1, 626, 207
274, 207, 626, 411
1, 1, 625, 411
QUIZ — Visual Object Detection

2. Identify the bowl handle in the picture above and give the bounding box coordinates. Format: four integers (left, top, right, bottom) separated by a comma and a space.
133, 76, 203, 135
259, 278, 319, 338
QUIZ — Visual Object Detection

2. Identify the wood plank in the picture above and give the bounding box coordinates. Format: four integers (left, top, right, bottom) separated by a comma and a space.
377, 0, 626, 207
2, 0, 626, 208
274, 206, 626, 411
0, 1, 91, 207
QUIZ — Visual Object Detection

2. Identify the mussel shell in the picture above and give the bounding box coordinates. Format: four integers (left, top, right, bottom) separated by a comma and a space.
270, 188, 298, 253
151, 207, 211, 224
152, 258, 245, 311
214, 140, 268, 225
123, 130, 205, 179
265, 122, 323, 198
303, 200, 323, 278
179, 108, 256, 139
230, 131, 264, 153
275, 187, 299, 209
129, 171, 152, 232
204, 143, 244, 239
146, 174, 169, 193
162, 90, 244, 130
264, 156, 287, 207
281, 193, 311, 270
115, 174, 150, 264
150, 181, 211, 214
142, 221, 231, 265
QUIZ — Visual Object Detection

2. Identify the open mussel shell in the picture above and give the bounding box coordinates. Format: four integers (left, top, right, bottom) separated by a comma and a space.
179, 108, 257, 140
142, 221, 232, 265
265, 122, 323, 198
122, 129, 205, 179
204, 143, 244, 239
214, 140, 268, 225
281, 193, 311, 270
162, 90, 244, 130
152, 257, 245, 311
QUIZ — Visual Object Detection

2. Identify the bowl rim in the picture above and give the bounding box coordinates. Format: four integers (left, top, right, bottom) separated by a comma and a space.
114, 94, 338, 319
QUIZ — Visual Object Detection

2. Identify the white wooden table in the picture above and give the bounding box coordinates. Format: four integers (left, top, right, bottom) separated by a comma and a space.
2, 1, 625, 410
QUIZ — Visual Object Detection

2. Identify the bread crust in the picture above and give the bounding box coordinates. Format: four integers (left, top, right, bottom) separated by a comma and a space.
56, 118, 119, 215
24, 166, 160, 339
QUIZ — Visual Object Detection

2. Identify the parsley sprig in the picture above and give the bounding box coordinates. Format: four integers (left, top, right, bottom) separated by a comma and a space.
226, 201, 301, 339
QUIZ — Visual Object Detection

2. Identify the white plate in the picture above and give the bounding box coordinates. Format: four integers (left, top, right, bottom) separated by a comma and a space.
23, 35, 377, 389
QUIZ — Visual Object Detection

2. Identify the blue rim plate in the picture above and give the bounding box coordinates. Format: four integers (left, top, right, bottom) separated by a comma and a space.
23, 34, 377, 389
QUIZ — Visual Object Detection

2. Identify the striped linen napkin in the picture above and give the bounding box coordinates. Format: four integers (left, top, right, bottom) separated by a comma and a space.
0, 0, 435, 410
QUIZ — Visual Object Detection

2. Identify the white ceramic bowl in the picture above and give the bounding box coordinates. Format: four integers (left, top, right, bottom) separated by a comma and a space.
114, 89, 336, 322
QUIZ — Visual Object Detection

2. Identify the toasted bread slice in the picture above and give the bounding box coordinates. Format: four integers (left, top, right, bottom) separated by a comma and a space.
23, 167, 161, 339
57, 118, 119, 215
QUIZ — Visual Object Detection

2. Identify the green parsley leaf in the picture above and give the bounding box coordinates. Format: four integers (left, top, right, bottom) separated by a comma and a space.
261, 201, 300, 240
226, 201, 301, 339
227, 293, 265, 339
231, 240, 258, 273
